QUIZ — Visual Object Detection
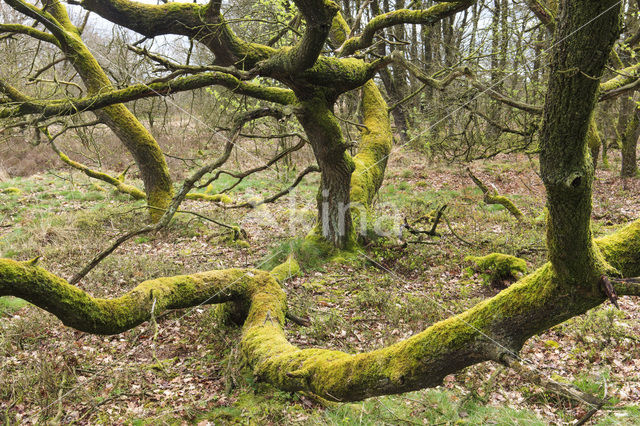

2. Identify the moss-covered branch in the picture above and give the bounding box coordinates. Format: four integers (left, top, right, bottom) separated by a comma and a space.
259, 0, 338, 75
3, 217, 640, 401
338, 1, 474, 57
0, 72, 296, 119
524, 0, 556, 34
350, 80, 393, 211
0, 23, 58, 44
49, 139, 146, 200
467, 168, 524, 220
0, 258, 255, 334
599, 62, 640, 101
78, 0, 205, 39
79, 0, 275, 69
611, 278, 640, 296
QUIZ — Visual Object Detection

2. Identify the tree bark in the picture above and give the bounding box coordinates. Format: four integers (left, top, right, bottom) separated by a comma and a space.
621, 106, 640, 177
295, 95, 356, 249
539, 0, 620, 283
16, 0, 175, 220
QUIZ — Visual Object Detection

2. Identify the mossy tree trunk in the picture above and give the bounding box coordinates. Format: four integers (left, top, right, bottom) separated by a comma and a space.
539, 0, 620, 284
5, 0, 174, 221
295, 94, 357, 249
621, 105, 639, 178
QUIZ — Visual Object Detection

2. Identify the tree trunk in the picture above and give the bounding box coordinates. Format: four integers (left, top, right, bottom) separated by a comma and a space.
539, 0, 621, 283
42, 0, 174, 220
296, 96, 356, 249
621, 106, 640, 177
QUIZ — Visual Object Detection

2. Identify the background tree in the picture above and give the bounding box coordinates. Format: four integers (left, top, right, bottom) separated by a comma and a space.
0, 0, 174, 219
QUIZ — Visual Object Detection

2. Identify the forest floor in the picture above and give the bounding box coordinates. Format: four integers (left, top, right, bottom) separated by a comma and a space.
1, 145, 639, 425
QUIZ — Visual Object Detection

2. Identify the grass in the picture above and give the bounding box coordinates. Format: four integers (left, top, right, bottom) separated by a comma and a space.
0, 297, 27, 316
0, 152, 639, 424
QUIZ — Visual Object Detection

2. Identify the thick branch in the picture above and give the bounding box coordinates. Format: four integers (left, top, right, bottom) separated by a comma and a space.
79, 0, 204, 39
0, 23, 58, 44
0, 72, 296, 119
3, 209, 640, 399
524, 0, 556, 34
80, 0, 275, 69
599, 62, 640, 101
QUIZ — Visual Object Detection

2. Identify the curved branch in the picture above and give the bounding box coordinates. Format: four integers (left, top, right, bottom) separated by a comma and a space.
2, 195, 640, 398
4, 0, 69, 42
467, 168, 524, 220
524, 0, 556, 34
78, 0, 204, 39
599, 62, 640, 101
391, 50, 471, 90
3, 216, 640, 400
79, 0, 275, 69
338, 1, 474, 57
227, 165, 320, 209
49, 140, 146, 200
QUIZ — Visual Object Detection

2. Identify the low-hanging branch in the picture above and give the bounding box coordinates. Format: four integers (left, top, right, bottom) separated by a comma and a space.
225, 165, 320, 209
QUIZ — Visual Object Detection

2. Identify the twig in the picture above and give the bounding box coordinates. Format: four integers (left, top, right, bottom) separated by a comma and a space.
574, 377, 607, 425
286, 311, 311, 326
225, 166, 319, 209
402, 205, 447, 237
502, 355, 604, 408
335, 114, 369, 131
443, 214, 473, 246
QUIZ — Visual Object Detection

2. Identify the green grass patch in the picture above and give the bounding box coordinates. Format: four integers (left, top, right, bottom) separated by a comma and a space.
0, 296, 27, 316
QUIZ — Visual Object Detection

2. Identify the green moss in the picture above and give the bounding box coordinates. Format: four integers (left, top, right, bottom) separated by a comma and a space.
186, 192, 233, 203
485, 194, 524, 219
466, 253, 528, 287
595, 218, 640, 277
350, 80, 393, 235
90, 183, 106, 192
270, 254, 300, 282
1, 187, 21, 195
587, 116, 601, 167
233, 240, 251, 249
